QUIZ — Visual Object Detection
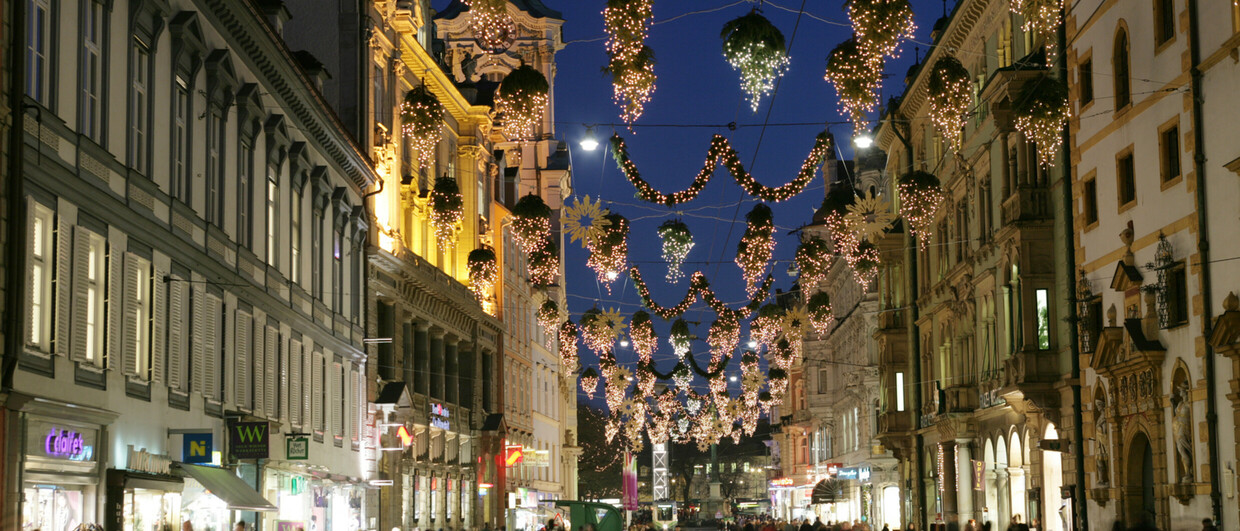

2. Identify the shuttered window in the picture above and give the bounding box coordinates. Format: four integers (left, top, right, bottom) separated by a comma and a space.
53, 215, 72, 356
265, 324, 278, 419
150, 266, 167, 383
167, 277, 187, 391
353, 367, 364, 444
71, 227, 107, 365
290, 339, 303, 427
312, 351, 324, 433
280, 334, 290, 422
26, 199, 54, 352
235, 311, 253, 409
190, 285, 204, 393
254, 321, 265, 414
331, 361, 343, 438
121, 253, 152, 379
204, 294, 222, 401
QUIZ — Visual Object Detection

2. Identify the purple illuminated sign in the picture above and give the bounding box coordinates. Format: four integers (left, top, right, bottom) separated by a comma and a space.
45, 428, 85, 459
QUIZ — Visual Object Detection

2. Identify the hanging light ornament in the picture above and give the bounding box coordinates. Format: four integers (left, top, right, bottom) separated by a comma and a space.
927, 55, 972, 152
735, 204, 775, 298
720, 10, 791, 111
1010, 0, 1064, 59
657, 219, 694, 283
563, 195, 611, 249
636, 361, 657, 398
466, 246, 498, 306
581, 307, 627, 355
1014, 77, 1070, 168
751, 304, 785, 350
672, 362, 692, 390
824, 38, 884, 137
495, 65, 550, 141
846, 0, 916, 61
707, 315, 741, 365
528, 239, 560, 287
603, 0, 656, 124
781, 305, 810, 355
510, 194, 553, 254
429, 177, 464, 250
844, 190, 896, 244
586, 213, 630, 293
537, 299, 560, 346
806, 292, 834, 335
400, 85, 444, 170
795, 236, 831, 292
581, 367, 600, 400
668, 318, 693, 359
463, 0, 515, 53
848, 240, 882, 290
559, 321, 580, 370
898, 170, 946, 249
630, 311, 658, 363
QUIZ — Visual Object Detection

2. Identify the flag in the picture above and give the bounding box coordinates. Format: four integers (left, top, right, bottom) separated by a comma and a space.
623, 449, 640, 511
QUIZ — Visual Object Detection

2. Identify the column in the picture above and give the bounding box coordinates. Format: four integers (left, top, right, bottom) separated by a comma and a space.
941, 443, 958, 521
430, 331, 445, 400
995, 467, 1011, 529
415, 324, 430, 395
998, 132, 1012, 198
1008, 466, 1027, 524
1015, 132, 1030, 187
956, 438, 975, 524
445, 339, 459, 405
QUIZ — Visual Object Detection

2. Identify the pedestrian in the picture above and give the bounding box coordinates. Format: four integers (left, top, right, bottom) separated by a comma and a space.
182, 522, 193, 531
1203, 518, 1219, 531
800, 520, 813, 531
234, 523, 247, 531
882, 525, 890, 531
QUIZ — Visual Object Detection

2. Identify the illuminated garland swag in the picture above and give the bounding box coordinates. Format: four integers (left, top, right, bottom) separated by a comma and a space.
495, 65, 550, 141
609, 131, 833, 206
628, 266, 775, 321
429, 177, 464, 249
400, 86, 444, 170
720, 10, 790, 111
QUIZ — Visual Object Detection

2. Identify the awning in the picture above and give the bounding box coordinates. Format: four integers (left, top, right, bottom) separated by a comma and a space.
177, 463, 276, 511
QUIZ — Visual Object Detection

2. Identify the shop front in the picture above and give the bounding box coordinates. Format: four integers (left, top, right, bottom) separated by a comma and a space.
106, 447, 184, 531
21, 415, 107, 531
262, 466, 365, 531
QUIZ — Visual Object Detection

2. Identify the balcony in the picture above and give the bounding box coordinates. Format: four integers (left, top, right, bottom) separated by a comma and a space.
998, 346, 1063, 410
1001, 187, 1052, 224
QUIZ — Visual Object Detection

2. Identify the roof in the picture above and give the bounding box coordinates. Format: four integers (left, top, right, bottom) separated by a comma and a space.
482, 413, 505, 431
436, 0, 563, 21
375, 381, 408, 405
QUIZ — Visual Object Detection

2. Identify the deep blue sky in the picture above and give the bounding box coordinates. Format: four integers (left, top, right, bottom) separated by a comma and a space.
441, 1, 947, 399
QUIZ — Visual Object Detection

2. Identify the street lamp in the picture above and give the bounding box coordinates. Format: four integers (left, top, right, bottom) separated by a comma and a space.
580, 126, 600, 151
853, 133, 873, 149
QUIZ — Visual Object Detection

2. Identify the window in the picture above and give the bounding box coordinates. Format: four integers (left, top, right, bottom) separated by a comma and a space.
123, 254, 153, 379
1117, 151, 1136, 207
1083, 178, 1099, 225
312, 204, 323, 299
1079, 58, 1093, 105
73, 228, 107, 364
1160, 124, 1181, 183
80, 0, 105, 142
25, 0, 53, 104
998, 18, 1014, 68
238, 142, 253, 249
172, 76, 191, 202
27, 202, 55, 351
1233, 0, 1240, 33
291, 186, 302, 283
1165, 263, 1188, 326
206, 110, 226, 225
266, 165, 279, 265
895, 372, 905, 412
129, 40, 150, 175
818, 369, 828, 394
332, 220, 343, 313
1154, 0, 1175, 46
1036, 288, 1051, 350
1114, 29, 1131, 109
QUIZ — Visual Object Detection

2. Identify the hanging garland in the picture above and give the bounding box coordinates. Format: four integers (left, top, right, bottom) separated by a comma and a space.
400, 86, 444, 170
824, 38, 884, 136
559, 321, 580, 370
563, 195, 611, 248
898, 171, 946, 248
735, 204, 775, 297
850, 240, 881, 290
466, 246, 498, 305
1010, 0, 1064, 59
1014, 76, 1070, 168
707, 314, 741, 364
581, 367, 601, 400
630, 311, 658, 363
529, 239, 560, 287
750, 303, 785, 349
668, 318, 692, 358
927, 55, 972, 152
806, 292, 834, 335
463, 0, 515, 53
819, 186, 859, 250
609, 131, 832, 206
537, 299, 560, 345
581, 307, 627, 355
720, 10, 790, 111
846, 0, 916, 61
603, 0, 656, 123
795, 236, 831, 292
629, 266, 774, 320
495, 65, 550, 141
586, 213, 630, 292
429, 177, 464, 249
657, 219, 694, 283
510, 194, 553, 254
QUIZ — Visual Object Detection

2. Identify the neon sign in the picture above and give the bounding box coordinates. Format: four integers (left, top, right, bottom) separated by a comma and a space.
430, 403, 450, 431
45, 428, 86, 460
769, 478, 794, 487
397, 426, 415, 447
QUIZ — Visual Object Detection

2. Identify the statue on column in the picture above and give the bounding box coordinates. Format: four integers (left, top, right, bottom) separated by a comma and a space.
1172, 381, 1194, 483
1095, 397, 1110, 485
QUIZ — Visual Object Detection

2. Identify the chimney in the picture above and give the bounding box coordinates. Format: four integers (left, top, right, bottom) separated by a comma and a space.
257, 0, 291, 38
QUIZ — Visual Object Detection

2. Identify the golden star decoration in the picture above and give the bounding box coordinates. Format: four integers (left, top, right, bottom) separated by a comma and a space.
562, 195, 612, 249
781, 305, 811, 339
844, 190, 896, 243
600, 307, 628, 338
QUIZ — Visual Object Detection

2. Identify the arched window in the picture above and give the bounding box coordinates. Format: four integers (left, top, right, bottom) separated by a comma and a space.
1113, 28, 1131, 109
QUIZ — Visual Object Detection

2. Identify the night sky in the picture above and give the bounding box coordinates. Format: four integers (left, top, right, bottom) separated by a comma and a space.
437, 1, 945, 402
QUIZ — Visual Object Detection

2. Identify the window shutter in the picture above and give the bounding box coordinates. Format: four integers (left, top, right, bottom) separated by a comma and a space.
264, 324, 277, 419
351, 367, 362, 443
254, 322, 265, 414
312, 351, 323, 433
235, 311, 252, 409
290, 339, 302, 427
107, 244, 124, 370
204, 295, 221, 401
280, 334, 290, 422
303, 347, 312, 430
70, 228, 91, 361
191, 285, 205, 394
24, 198, 37, 347
151, 266, 167, 384
54, 216, 72, 356
167, 278, 186, 391
121, 253, 140, 376
332, 362, 343, 437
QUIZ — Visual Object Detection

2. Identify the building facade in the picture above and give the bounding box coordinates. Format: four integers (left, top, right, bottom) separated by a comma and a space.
5, 0, 376, 529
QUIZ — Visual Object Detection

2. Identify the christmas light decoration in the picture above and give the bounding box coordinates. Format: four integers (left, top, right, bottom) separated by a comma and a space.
846, 0, 916, 62
609, 131, 832, 206
466, 246, 497, 304
668, 319, 692, 358
495, 65, 550, 141
751, 304, 785, 349
844, 190, 895, 244
563, 195, 611, 248
927, 55, 972, 152
528, 239, 560, 287
849, 240, 881, 290
538, 299, 560, 346
657, 219, 694, 283
806, 291, 834, 335
1014, 77, 1070, 168
824, 38, 884, 137
400, 86, 444, 170
1010, 0, 1064, 58
721, 10, 790, 111
603, 0, 656, 123
795, 236, 831, 292
586, 213, 630, 292
463, 0, 515, 53
510, 194, 553, 254
630, 311, 658, 363
429, 177, 464, 250
735, 204, 775, 297
581, 307, 627, 355
581, 367, 600, 400
707, 315, 741, 364
898, 171, 946, 248
672, 362, 692, 389
559, 321, 580, 369
781, 305, 810, 352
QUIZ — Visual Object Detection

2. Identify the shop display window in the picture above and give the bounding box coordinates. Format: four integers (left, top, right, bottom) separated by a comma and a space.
122, 488, 180, 531
23, 485, 85, 531
182, 478, 230, 531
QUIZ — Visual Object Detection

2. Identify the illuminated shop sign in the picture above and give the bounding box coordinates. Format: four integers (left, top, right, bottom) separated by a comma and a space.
836, 467, 859, 480
504, 445, 524, 467
769, 478, 795, 487
430, 403, 450, 431
46, 428, 86, 459
34, 423, 96, 462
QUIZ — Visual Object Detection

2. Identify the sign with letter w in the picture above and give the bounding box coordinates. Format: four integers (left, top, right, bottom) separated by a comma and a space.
229, 421, 270, 460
